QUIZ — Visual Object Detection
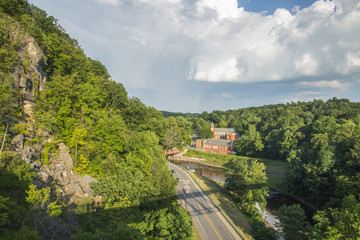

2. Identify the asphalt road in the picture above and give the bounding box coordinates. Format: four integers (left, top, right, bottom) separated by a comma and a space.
168, 162, 242, 240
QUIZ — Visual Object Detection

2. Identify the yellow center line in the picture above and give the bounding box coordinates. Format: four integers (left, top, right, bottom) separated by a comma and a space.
175, 167, 223, 240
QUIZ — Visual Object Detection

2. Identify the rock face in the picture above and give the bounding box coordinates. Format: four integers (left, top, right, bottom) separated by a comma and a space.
6, 18, 49, 117
47, 142, 97, 202
5, 14, 97, 209
51, 143, 74, 172
4, 16, 96, 240
11, 134, 97, 203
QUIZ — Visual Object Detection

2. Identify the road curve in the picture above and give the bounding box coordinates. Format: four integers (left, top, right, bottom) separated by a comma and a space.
168, 162, 242, 240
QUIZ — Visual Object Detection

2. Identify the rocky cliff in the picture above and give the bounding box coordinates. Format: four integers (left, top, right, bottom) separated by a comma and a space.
3, 14, 97, 203
1, 14, 99, 238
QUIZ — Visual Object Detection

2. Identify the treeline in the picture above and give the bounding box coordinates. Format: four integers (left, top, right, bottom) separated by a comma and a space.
195, 98, 360, 239
0, 0, 192, 239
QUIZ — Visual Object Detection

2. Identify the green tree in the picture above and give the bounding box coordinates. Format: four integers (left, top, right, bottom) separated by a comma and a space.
234, 124, 264, 156
0, 152, 40, 239
92, 166, 154, 209
162, 127, 182, 154
225, 159, 268, 214
69, 127, 87, 167
250, 218, 277, 240
26, 184, 62, 226
0, 0, 28, 17
0, 78, 21, 152
310, 195, 360, 239
277, 204, 310, 240
198, 127, 213, 139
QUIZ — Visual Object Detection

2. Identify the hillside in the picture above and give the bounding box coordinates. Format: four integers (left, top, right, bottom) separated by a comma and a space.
189, 98, 360, 239
0, 1, 193, 239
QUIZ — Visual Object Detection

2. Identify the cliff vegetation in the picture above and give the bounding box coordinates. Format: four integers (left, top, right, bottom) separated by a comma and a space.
0, 0, 193, 239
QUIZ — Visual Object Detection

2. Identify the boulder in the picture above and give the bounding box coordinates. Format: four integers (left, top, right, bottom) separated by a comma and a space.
54, 171, 70, 186
40, 165, 51, 175
37, 171, 50, 183
57, 143, 73, 171
21, 145, 36, 161
64, 184, 84, 196
30, 161, 42, 170
11, 134, 24, 151
79, 175, 97, 195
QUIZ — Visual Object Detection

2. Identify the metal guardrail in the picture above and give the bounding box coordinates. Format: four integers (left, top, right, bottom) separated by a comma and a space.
172, 163, 249, 240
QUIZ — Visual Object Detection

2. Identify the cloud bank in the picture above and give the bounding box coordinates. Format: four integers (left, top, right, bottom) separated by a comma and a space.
88, 0, 360, 85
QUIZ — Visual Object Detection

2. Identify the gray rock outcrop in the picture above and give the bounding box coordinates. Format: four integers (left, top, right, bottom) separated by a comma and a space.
11, 134, 97, 202
51, 143, 74, 172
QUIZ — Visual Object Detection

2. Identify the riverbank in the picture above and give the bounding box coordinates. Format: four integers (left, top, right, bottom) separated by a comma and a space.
169, 153, 226, 169
175, 150, 317, 223
171, 150, 288, 191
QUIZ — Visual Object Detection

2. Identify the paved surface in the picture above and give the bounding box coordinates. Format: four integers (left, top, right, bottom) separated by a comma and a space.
168, 163, 242, 240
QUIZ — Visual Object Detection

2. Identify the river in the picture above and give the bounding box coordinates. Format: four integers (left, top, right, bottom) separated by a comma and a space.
172, 160, 315, 229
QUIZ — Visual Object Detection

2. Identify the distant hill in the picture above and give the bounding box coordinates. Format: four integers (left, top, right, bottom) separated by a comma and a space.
161, 110, 200, 118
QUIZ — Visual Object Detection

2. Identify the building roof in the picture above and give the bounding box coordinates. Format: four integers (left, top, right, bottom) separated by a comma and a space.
205, 139, 234, 147
213, 128, 237, 135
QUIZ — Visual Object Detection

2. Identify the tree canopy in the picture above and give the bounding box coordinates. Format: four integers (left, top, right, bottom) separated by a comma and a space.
0, 1, 193, 239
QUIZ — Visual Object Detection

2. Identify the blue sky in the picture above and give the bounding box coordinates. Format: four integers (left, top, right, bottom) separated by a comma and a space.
28, 0, 360, 113
238, 0, 315, 13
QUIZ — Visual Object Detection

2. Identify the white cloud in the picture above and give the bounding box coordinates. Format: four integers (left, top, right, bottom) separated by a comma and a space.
310, 0, 336, 14
82, 0, 360, 86
185, 0, 360, 83
189, 57, 241, 82
294, 53, 318, 76
347, 52, 360, 67
196, 0, 242, 19
94, 0, 120, 6
297, 80, 350, 90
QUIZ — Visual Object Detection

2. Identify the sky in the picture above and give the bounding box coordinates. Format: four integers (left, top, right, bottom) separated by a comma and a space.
28, 0, 360, 113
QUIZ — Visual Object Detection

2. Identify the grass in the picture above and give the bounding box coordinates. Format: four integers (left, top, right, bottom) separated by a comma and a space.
257, 158, 288, 191
188, 171, 254, 240
192, 222, 202, 240
184, 149, 289, 191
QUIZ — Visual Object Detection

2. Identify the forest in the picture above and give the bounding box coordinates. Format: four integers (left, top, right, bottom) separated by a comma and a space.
0, 0, 192, 239
191, 98, 360, 239
0, 0, 359, 239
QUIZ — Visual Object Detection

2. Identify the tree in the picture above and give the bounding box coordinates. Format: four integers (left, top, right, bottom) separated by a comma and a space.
26, 184, 62, 229
0, 0, 28, 17
225, 159, 268, 214
277, 204, 310, 240
0, 78, 21, 152
92, 166, 154, 209
234, 124, 264, 156
310, 195, 360, 239
191, 117, 208, 133
0, 153, 40, 239
161, 127, 182, 154
250, 218, 277, 240
198, 128, 213, 139
69, 127, 87, 168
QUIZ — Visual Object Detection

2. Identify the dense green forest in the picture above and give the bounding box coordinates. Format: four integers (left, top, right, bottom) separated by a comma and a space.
0, 0, 193, 239
190, 99, 360, 239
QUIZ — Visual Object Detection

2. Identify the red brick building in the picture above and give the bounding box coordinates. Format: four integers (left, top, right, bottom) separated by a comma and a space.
195, 123, 239, 155
210, 122, 238, 141
196, 139, 235, 155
